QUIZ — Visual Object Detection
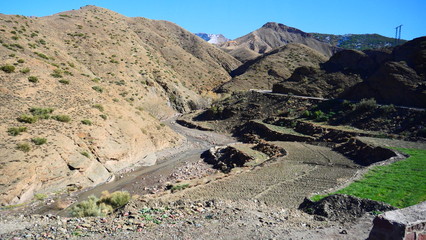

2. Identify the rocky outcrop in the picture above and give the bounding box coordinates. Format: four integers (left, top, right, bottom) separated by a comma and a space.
299, 194, 396, 222
273, 37, 426, 108
368, 201, 426, 240
202, 146, 255, 173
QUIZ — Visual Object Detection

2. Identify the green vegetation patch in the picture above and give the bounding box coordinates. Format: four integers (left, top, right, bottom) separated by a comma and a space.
70, 191, 130, 217
16, 142, 31, 152
31, 137, 47, 145
7, 126, 27, 136
52, 115, 71, 122
1, 64, 15, 73
17, 114, 38, 123
312, 148, 426, 208
29, 107, 54, 119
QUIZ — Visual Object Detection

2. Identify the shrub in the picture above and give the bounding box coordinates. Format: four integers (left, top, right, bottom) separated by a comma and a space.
168, 183, 190, 192
34, 193, 48, 200
51, 69, 62, 78
301, 110, 312, 118
34, 52, 49, 60
29, 107, 53, 119
16, 142, 31, 152
92, 104, 104, 112
7, 126, 27, 136
17, 59, 25, 63
28, 76, 38, 83
20, 67, 30, 74
354, 98, 377, 112
92, 86, 103, 93
99, 191, 131, 209
70, 195, 113, 217
81, 151, 90, 158
58, 79, 70, 84
31, 137, 47, 145
81, 119, 92, 125
52, 115, 71, 122
100, 114, 107, 120
17, 114, 37, 123
1, 65, 15, 73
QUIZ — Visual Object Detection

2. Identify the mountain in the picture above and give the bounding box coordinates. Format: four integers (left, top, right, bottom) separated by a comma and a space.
273, 37, 426, 108
0, 5, 240, 205
219, 22, 339, 62
217, 43, 328, 92
195, 33, 230, 45
311, 33, 407, 50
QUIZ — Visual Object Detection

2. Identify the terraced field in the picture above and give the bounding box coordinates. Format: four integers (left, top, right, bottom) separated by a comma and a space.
166, 142, 360, 208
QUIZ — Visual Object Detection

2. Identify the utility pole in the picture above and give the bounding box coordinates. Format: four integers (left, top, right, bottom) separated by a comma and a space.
395, 25, 403, 46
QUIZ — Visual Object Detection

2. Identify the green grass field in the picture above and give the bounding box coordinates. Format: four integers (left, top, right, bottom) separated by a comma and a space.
312, 148, 426, 208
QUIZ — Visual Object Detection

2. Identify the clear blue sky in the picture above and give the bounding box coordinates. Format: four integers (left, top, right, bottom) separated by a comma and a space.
1, 0, 425, 40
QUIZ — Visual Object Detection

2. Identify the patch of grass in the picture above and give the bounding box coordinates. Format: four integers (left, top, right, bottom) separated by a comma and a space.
81, 151, 90, 158
20, 67, 30, 74
58, 79, 70, 84
34, 193, 48, 200
31, 137, 47, 145
92, 86, 103, 93
312, 148, 426, 208
16, 142, 31, 152
168, 183, 190, 193
81, 119, 92, 125
28, 76, 38, 83
7, 126, 27, 136
50, 69, 62, 78
70, 191, 131, 217
1, 64, 15, 73
92, 104, 104, 112
17, 114, 38, 123
52, 115, 71, 122
29, 107, 54, 119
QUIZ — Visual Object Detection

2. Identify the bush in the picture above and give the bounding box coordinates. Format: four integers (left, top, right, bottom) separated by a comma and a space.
17, 114, 37, 123
58, 79, 70, 84
70, 195, 113, 217
28, 76, 38, 83
81, 119, 92, 125
100, 114, 107, 120
51, 69, 62, 78
52, 115, 71, 122
98, 191, 131, 209
30, 107, 54, 115
20, 67, 30, 74
92, 86, 103, 93
92, 104, 104, 112
354, 98, 377, 112
31, 137, 47, 145
16, 142, 31, 152
1, 65, 15, 73
81, 151, 90, 158
7, 127, 27, 136
17, 59, 25, 63
70, 191, 131, 217
168, 183, 190, 192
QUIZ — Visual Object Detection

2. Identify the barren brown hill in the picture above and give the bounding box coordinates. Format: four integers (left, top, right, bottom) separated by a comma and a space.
0, 5, 240, 205
217, 43, 328, 92
220, 22, 339, 62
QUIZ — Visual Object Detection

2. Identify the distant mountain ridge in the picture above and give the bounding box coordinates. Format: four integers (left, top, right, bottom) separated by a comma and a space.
311, 33, 406, 50
218, 22, 340, 62
195, 33, 230, 45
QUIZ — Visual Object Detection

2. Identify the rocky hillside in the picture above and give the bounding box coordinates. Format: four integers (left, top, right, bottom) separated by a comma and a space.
0, 5, 240, 205
217, 43, 328, 92
220, 22, 339, 62
195, 33, 230, 45
311, 33, 406, 50
273, 37, 426, 108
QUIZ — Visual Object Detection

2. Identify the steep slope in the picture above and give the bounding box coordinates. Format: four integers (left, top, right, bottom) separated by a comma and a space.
273, 37, 426, 108
0, 5, 240, 205
311, 33, 406, 50
220, 22, 339, 62
195, 33, 230, 45
217, 43, 328, 92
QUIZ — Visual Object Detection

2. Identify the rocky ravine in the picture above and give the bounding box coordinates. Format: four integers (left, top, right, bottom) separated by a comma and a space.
0, 5, 241, 205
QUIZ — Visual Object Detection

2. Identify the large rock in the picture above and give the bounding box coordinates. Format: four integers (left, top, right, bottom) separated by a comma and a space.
368, 201, 426, 240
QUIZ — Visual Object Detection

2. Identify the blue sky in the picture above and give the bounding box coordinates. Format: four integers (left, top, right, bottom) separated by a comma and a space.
1, 0, 425, 40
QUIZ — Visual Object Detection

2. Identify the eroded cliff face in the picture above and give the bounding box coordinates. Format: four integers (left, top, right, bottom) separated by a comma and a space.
0, 5, 240, 205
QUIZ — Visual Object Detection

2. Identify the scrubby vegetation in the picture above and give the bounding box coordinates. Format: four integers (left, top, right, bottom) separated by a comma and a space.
16, 142, 31, 152
70, 191, 131, 217
17, 114, 38, 123
92, 104, 104, 112
31, 137, 47, 145
29, 107, 54, 119
7, 126, 27, 136
52, 115, 71, 122
28, 76, 38, 83
1, 64, 15, 73
92, 86, 103, 93
81, 119, 92, 125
